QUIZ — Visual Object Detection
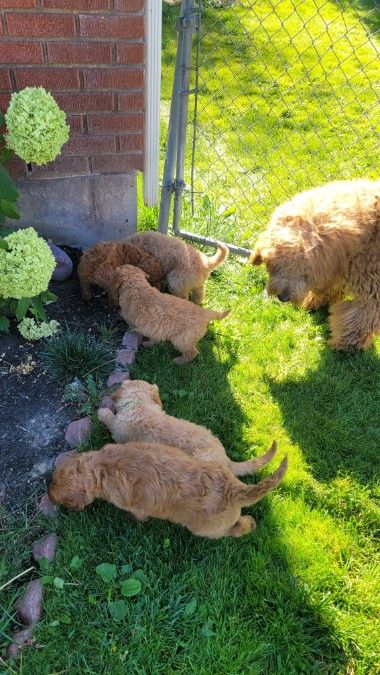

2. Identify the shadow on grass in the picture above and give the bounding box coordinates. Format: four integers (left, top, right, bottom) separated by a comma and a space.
267, 342, 379, 486
331, 0, 380, 41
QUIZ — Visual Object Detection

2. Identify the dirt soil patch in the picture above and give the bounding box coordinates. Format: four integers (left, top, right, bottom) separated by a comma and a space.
0, 248, 120, 512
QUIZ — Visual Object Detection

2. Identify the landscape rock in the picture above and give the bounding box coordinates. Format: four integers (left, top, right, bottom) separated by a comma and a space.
38, 493, 57, 518
107, 371, 130, 387
54, 450, 76, 468
122, 331, 142, 351
16, 580, 44, 626
65, 418, 91, 447
100, 395, 116, 412
49, 243, 73, 281
115, 349, 135, 369
6, 626, 34, 659
32, 533, 58, 564
31, 458, 54, 478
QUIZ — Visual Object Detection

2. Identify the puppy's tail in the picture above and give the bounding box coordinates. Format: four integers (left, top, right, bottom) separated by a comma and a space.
206, 243, 229, 271
232, 454, 288, 507
230, 440, 277, 476
206, 308, 230, 323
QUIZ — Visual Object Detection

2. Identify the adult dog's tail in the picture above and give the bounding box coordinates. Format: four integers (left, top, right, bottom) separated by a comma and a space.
230, 441, 278, 476
232, 454, 288, 507
206, 243, 229, 270
206, 308, 230, 322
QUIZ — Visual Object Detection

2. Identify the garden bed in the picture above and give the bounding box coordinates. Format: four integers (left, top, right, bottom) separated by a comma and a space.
0, 248, 121, 512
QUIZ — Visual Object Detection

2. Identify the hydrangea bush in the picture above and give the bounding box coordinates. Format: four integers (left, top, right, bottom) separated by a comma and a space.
5, 87, 69, 165
0, 228, 55, 298
18, 317, 60, 341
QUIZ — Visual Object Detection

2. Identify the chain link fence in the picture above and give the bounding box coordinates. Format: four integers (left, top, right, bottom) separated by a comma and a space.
160, 0, 380, 255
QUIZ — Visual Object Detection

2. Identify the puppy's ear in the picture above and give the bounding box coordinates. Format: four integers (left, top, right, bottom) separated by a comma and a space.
150, 383, 162, 406
249, 248, 263, 265
113, 266, 126, 288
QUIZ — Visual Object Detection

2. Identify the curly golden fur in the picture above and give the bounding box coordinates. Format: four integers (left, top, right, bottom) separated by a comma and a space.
127, 231, 229, 303
98, 379, 277, 476
250, 179, 380, 350
48, 441, 287, 539
77, 240, 163, 307
115, 265, 230, 364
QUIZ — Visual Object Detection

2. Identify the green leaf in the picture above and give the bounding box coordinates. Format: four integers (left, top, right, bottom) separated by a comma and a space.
41, 575, 54, 586
0, 315, 10, 332
95, 563, 117, 584
0, 238, 9, 251
0, 112, 5, 126
120, 564, 132, 575
59, 613, 71, 625
38, 558, 51, 573
88, 594, 97, 605
183, 597, 197, 618
108, 600, 128, 622
53, 577, 65, 589
201, 619, 216, 637
0, 148, 13, 164
131, 569, 148, 583
30, 295, 48, 321
120, 578, 142, 598
40, 290, 57, 304
0, 166, 19, 202
69, 555, 83, 570
15, 297, 31, 321
0, 199, 20, 219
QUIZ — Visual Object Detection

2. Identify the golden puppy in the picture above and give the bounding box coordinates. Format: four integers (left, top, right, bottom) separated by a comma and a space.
48, 442, 287, 539
250, 179, 380, 350
115, 265, 230, 364
98, 379, 276, 476
127, 231, 229, 303
77, 240, 163, 307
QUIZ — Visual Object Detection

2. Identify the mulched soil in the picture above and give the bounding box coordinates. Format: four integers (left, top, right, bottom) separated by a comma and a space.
0, 248, 119, 512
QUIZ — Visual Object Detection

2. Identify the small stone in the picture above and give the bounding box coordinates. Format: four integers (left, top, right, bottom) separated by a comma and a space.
16, 580, 44, 626
32, 533, 58, 564
115, 349, 135, 368
38, 493, 57, 518
122, 331, 142, 351
107, 371, 130, 387
65, 418, 91, 448
6, 626, 33, 659
101, 395, 116, 412
49, 243, 73, 282
31, 459, 55, 478
54, 450, 76, 468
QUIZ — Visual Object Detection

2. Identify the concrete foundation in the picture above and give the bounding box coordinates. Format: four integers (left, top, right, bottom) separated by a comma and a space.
14, 172, 137, 248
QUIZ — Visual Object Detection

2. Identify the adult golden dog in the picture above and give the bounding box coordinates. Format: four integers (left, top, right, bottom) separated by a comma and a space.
77, 241, 163, 307
98, 379, 276, 476
115, 265, 229, 364
48, 442, 287, 539
250, 179, 380, 350
127, 231, 229, 303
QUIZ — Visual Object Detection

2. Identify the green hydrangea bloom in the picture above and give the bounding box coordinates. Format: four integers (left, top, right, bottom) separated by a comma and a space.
0, 228, 55, 299
5, 87, 69, 165
18, 317, 60, 341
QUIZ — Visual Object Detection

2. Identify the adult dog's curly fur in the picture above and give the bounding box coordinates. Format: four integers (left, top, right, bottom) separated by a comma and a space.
127, 231, 229, 303
98, 379, 277, 476
48, 441, 287, 539
250, 179, 380, 350
115, 265, 230, 364
77, 240, 163, 307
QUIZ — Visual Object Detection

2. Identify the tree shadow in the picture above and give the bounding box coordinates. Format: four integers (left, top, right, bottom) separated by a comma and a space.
331, 0, 380, 41
267, 340, 380, 486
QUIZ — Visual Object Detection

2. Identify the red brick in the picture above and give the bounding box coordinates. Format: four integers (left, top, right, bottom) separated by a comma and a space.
0, 41, 44, 64
63, 134, 116, 155
6, 155, 28, 179
91, 153, 143, 173
83, 68, 143, 90
6, 13, 76, 38
0, 0, 36, 7
119, 133, 143, 151
79, 14, 143, 39
42, 0, 109, 8
66, 114, 83, 132
0, 69, 11, 91
47, 42, 111, 65
114, 0, 144, 10
0, 92, 11, 110
14, 68, 80, 90
87, 112, 143, 133
55, 92, 114, 113
118, 92, 144, 111
28, 155, 89, 178
116, 42, 144, 65
0, 16, 3, 35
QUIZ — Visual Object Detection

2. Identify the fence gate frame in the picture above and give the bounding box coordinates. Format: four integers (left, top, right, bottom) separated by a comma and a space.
158, 0, 251, 257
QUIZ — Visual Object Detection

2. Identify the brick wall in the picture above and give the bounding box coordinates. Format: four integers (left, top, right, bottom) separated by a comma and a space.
0, 0, 145, 181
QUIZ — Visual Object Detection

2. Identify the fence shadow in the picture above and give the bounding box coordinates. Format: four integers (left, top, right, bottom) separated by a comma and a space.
267, 342, 379, 486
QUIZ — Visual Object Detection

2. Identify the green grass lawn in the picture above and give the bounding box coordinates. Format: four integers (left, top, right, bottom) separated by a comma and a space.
2, 2, 380, 673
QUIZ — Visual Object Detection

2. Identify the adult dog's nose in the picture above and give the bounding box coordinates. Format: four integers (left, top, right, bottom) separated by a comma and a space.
277, 290, 290, 302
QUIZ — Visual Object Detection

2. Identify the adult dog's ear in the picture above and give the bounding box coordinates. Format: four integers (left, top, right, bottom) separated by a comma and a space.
249, 248, 263, 265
